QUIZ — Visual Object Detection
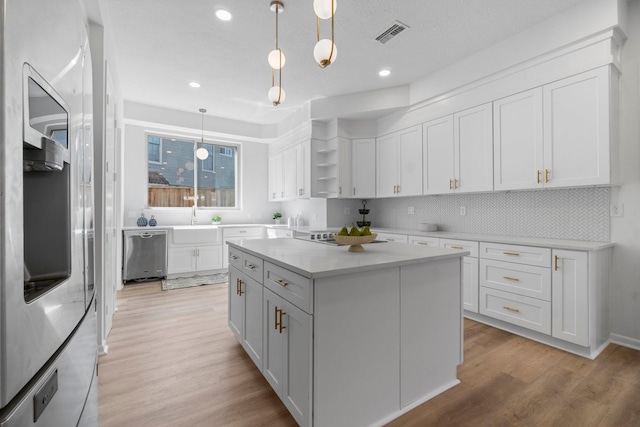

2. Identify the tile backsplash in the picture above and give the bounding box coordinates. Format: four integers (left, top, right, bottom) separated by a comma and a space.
365, 187, 610, 242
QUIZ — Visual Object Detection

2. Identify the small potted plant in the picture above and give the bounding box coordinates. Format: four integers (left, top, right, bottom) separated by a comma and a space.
212, 215, 222, 224
273, 212, 282, 224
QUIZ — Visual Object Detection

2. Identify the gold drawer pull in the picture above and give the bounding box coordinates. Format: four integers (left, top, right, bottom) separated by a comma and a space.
417, 242, 428, 245
537, 170, 541, 184
449, 179, 453, 190
554, 255, 559, 271
275, 307, 286, 333
545, 169, 550, 183
451, 245, 464, 250
503, 251, 520, 256
503, 276, 520, 282
246, 264, 256, 270
275, 279, 288, 287
503, 306, 520, 313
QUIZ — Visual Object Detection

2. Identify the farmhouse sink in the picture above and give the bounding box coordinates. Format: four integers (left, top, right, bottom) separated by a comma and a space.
172, 225, 221, 244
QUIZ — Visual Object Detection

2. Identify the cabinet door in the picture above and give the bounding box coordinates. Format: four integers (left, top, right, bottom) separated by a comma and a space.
454, 103, 494, 193
543, 67, 611, 188
551, 250, 588, 346
196, 245, 222, 271
337, 137, 352, 198
242, 275, 264, 370
352, 138, 376, 198
167, 247, 197, 274
295, 141, 311, 198
376, 133, 398, 198
423, 115, 454, 195
228, 267, 243, 340
493, 88, 544, 191
263, 290, 285, 394
268, 152, 283, 200
462, 256, 479, 313
283, 147, 297, 199
398, 125, 423, 196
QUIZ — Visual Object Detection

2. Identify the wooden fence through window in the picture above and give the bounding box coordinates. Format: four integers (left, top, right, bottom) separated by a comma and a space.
148, 185, 235, 207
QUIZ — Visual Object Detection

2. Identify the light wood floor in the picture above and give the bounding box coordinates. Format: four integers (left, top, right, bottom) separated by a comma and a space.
99, 281, 640, 427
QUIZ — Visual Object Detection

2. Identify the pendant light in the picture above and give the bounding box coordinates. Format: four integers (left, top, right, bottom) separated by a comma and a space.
268, 1, 285, 105
314, 0, 337, 68
196, 108, 209, 160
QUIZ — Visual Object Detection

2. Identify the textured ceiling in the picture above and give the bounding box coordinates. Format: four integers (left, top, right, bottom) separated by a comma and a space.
104, 0, 588, 125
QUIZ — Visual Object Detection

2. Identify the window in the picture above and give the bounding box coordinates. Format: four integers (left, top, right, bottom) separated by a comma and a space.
147, 134, 237, 208
148, 136, 161, 164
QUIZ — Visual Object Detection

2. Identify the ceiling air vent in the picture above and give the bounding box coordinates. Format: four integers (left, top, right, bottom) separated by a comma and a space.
375, 21, 409, 44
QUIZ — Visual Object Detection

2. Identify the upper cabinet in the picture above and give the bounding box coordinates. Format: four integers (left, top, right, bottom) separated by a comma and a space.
351, 138, 376, 198
494, 67, 614, 191
543, 67, 612, 188
376, 125, 422, 198
269, 140, 310, 201
423, 103, 493, 195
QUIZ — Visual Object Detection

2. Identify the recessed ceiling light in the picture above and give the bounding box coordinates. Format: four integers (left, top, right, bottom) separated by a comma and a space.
189, 82, 201, 88
215, 9, 232, 21
379, 69, 391, 77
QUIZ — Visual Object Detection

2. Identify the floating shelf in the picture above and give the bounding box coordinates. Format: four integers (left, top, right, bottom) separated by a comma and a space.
316, 148, 337, 154
317, 176, 337, 181
317, 163, 337, 167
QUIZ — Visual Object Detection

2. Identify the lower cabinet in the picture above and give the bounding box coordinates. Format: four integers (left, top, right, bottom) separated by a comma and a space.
551, 249, 588, 346
263, 288, 312, 426
167, 245, 222, 275
228, 266, 264, 370
440, 239, 479, 313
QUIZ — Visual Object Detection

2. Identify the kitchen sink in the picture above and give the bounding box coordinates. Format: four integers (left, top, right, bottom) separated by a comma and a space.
172, 225, 221, 244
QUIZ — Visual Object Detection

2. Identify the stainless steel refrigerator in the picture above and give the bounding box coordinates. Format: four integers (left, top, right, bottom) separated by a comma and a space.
0, 0, 98, 425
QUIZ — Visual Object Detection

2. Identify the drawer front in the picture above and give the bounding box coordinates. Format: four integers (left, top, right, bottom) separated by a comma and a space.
480, 242, 551, 267
228, 246, 243, 270
440, 239, 479, 258
479, 287, 551, 335
408, 236, 439, 247
480, 259, 551, 301
264, 262, 312, 314
224, 227, 264, 239
242, 252, 264, 283
375, 233, 408, 244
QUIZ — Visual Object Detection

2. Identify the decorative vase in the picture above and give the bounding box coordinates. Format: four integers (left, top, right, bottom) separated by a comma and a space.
148, 215, 157, 227
137, 213, 148, 227
274, 218, 281, 224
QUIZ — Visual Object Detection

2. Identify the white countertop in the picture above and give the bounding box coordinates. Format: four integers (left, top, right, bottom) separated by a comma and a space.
370, 227, 614, 251
228, 238, 468, 279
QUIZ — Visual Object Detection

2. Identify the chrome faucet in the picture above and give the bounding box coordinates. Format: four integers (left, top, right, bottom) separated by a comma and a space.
191, 205, 197, 225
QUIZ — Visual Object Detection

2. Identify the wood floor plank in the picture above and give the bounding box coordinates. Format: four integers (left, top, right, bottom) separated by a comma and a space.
99, 281, 640, 427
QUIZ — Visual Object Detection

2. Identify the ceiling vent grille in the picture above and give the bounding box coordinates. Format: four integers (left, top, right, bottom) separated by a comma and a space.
375, 21, 409, 44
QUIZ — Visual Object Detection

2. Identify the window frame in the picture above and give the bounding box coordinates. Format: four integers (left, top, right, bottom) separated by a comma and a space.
147, 135, 162, 165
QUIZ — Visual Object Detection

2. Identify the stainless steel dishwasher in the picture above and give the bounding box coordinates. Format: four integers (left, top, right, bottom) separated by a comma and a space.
122, 229, 168, 282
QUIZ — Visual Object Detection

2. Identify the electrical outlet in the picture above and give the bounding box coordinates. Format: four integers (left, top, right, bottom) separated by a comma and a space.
610, 203, 624, 217
460, 206, 466, 216
344, 207, 350, 214
408, 206, 415, 215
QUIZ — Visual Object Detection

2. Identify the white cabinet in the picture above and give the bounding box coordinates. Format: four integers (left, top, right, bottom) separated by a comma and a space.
422, 104, 493, 194
263, 288, 312, 426
441, 239, 479, 313
311, 137, 343, 198
351, 138, 376, 198
551, 249, 588, 346
493, 88, 544, 191
543, 66, 613, 188
408, 235, 439, 247
376, 125, 422, 197
267, 228, 293, 238
337, 137, 352, 197
374, 232, 408, 244
269, 141, 310, 201
167, 245, 222, 274
229, 266, 264, 370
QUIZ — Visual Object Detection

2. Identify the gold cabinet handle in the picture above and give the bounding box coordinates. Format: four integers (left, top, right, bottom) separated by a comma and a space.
449, 179, 453, 190
417, 241, 428, 245
454, 179, 458, 189
503, 306, 520, 313
537, 170, 541, 184
236, 278, 240, 296
451, 245, 464, 250
275, 307, 286, 333
503, 251, 520, 256
339, 186, 342, 195
397, 185, 400, 193
246, 264, 256, 270
353, 187, 356, 196
275, 279, 288, 287
554, 255, 559, 271
545, 169, 550, 183
503, 276, 520, 282
238, 279, 244, 296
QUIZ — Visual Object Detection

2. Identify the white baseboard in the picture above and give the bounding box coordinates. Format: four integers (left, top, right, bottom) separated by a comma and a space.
610, 333, 640, 351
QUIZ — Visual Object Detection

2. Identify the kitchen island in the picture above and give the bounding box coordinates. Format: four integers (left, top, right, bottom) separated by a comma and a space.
227, 238, 468, 427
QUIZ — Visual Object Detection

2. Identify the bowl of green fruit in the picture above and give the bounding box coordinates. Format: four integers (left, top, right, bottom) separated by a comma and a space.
333, 226, 378, 252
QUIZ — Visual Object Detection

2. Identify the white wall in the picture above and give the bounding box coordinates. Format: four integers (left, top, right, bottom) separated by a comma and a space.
610, 0, 640, 347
